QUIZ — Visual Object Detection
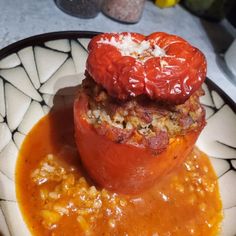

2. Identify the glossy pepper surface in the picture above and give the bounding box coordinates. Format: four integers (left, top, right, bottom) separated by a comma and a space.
87, 32, 207, 104
74, 92, 204, 194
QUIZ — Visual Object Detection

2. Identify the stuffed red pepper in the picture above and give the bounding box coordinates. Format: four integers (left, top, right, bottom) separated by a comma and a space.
74, 32, 206, 194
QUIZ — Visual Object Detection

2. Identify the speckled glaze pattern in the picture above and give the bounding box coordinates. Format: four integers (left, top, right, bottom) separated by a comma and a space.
0, 32, 235, 236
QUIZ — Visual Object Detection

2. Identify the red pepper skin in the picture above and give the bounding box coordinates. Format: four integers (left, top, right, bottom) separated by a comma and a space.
87, 32, 206, 104
74, 93, 204, 194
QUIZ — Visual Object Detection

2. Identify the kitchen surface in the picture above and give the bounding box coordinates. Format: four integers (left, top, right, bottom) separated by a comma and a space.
0, 0, 235, 102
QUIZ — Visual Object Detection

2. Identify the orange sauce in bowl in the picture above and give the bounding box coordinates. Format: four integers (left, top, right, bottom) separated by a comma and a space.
16, 107, 222, 236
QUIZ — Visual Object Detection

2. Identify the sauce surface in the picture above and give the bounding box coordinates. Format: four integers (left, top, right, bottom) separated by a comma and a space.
16, 108, 222, 236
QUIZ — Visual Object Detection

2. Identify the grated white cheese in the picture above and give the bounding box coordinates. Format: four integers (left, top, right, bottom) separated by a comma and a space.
98, 34, 166, 62
153, 45, 166, 57
160, 60, 169, 69
129, 78, 139, 83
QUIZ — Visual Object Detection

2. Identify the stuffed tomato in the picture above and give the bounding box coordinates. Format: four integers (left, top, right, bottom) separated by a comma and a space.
74, 77, 205, 194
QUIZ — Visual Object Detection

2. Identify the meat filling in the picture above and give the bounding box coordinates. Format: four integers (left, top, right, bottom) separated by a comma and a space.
78, 76, 205, 153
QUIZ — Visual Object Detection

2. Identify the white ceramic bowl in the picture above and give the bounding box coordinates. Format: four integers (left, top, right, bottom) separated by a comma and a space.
0, 32, 235, 236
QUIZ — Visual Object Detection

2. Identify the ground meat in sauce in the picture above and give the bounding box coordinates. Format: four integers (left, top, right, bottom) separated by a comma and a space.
78, 75, 205, 152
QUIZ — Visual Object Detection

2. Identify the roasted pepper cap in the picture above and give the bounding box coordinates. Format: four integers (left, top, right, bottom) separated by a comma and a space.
86, 32, 207, 105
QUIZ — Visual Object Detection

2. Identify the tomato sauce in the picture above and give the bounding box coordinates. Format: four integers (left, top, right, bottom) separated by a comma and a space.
16, 107, 222, 236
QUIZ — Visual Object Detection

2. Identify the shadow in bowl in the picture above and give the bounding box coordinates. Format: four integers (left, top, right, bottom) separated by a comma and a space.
47, 78, 95, 186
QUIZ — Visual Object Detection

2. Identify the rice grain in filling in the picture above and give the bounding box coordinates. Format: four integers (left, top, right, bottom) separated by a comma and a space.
77, 76, 205, 153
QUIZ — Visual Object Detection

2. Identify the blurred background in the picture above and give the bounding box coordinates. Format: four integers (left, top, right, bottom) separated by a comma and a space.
0, 0, 235, 100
